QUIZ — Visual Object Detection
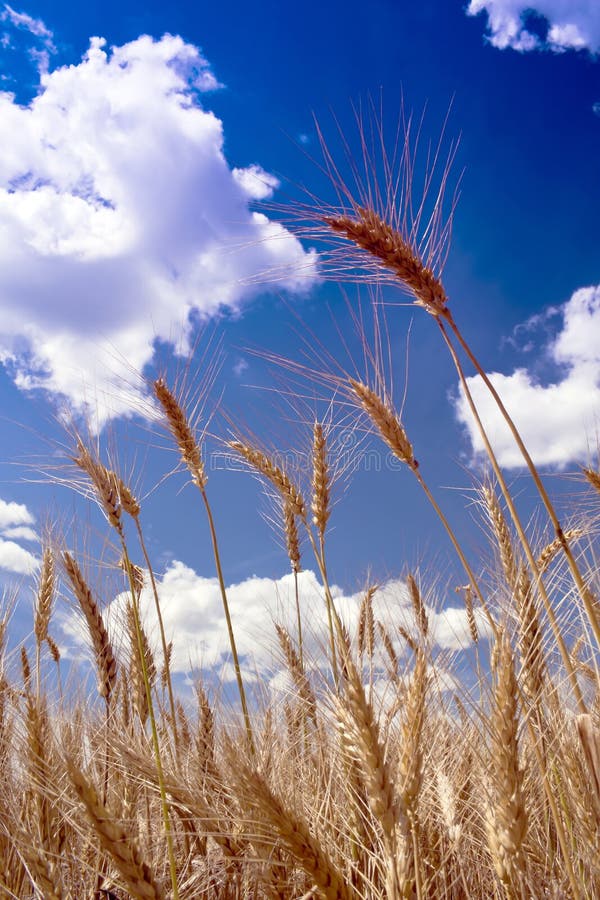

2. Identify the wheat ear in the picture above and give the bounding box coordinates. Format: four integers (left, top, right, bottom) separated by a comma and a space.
350, 377, 494, 632
486, 631, 528, 896
234, 763, 354, 900
324, 206, 448, 316
229, 440, 306, 519
68, 761, 165, 900
124, 599, 157, 727
74, 442, 123, 536
153, 377, 207, 488
337, 647, 403, 897
283, 501, 303, 665
312, 421, 331, 535
275, 624, 317, 723
483, 486, 519, 592
63, 552, 117, 702
514, 566, 545, 703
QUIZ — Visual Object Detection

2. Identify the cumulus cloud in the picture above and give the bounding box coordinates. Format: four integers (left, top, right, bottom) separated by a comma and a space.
59, 562, 487, 683
467, 1, 600, 54
0, 497, 34, 529
454, 284, 600, 469
0, 536, 38, 573
0, 33, 318, 426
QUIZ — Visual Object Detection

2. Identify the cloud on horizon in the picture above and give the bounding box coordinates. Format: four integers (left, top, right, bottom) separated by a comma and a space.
0, 29, 318, 427
467, 1, 600, 54
454, 284, 600, 469
58, 561, 488, 684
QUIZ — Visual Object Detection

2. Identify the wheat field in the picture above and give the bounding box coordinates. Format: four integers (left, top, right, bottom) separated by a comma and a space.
0, 124, 599, 900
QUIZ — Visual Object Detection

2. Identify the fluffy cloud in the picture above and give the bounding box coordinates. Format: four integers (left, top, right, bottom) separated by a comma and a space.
0, 32, 318, 426
0, 536, 37, 573
454, 284, 600, 468
0, 497, 37, 572
467, 1, 600, 53
0, 497, 34, 529
59, 562, 487, 682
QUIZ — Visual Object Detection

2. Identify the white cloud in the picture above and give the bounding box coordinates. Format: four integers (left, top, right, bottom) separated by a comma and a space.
1, 524, 37, 540
59, 562, 486, 681
0, 33, 318, 427
232, 164, 280, 200
233, 357, 248, 376
1, 4, 55, 73
2, 4, 54, 43
454, 284, 600, 469
467, 1, 600, 54
0, 536, 38, 573
0, 497, 34, 529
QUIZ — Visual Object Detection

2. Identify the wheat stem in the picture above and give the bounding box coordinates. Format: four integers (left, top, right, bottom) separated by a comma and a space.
437, 317, 585, 712
445, 310, 600, 653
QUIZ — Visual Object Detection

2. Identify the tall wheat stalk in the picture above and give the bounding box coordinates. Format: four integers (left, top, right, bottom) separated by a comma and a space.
154, 379, 255, 755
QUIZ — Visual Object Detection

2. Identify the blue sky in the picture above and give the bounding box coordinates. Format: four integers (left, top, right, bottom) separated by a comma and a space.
0, 0, 599, 679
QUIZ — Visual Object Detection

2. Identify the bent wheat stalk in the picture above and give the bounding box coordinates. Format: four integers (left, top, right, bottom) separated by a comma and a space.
324, 203, 600, 667
348, 377, 496, 634
154, 379, 255, 755
437, 319, 585, 711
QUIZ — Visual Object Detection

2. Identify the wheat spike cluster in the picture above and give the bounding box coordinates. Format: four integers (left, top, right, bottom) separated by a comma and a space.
1, 111, 600, 900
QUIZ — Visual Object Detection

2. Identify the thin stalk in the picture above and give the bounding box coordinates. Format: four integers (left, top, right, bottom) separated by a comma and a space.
437, 317, 586, 713
134, 517, 179, 747
35, 643, 42, 705
293, 568, 303, 669
94, 700, 112, 898
305, 527, 341, 689
121, 545, 180, 900
199, 486, 255, 755
518, 691, 583, 900
412, 823, 423, 900
413, 468, 497, 637
445, 309, 600, 651
319, 532, 340, 690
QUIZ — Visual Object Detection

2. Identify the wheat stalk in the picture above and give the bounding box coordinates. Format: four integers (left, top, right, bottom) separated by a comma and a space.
154, 381, 254, 754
